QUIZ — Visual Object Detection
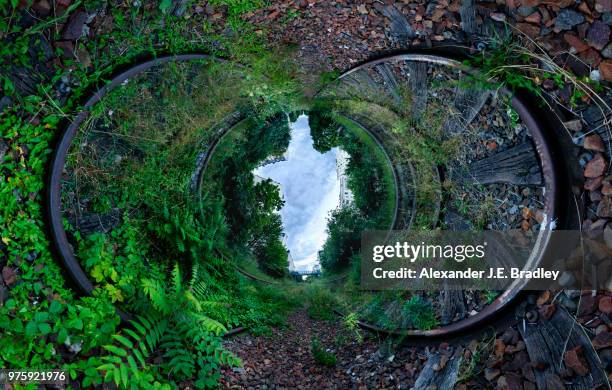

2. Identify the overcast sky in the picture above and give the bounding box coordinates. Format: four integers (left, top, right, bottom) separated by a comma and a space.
254, 115, 340, 271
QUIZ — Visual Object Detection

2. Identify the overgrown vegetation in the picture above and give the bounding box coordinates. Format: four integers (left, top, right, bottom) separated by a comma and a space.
311, 337, 337, 367
0, 0, 303, 387
465, 24, 610, 140
308, 105, 397, 272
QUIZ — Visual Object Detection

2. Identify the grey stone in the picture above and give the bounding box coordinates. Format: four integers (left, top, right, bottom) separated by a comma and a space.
0, 139, 8, 163
555, 10, 585, 31
587, 21, 611, 50
559, 271, 576, 287
0, 96, 11, 112
559, 295, 578, 311
564, 119, 583, 132
517, 6, 535, 17
602, 43, 612, 59
597, 196, 612, 218
603, 12, 612, 25
62, 11, 88, 40
564, 289, 581, 299
604, 224, 612, 248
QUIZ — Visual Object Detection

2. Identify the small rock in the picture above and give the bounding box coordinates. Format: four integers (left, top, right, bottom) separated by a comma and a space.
584, 134, 606, 152
559, 272, 577, 288
585, 176, 604, 191
584, 154, 607, 178
525, 12, 541, 24
521, 220, 531, 231
604, 224, 612, 248
600, 60, 612, 82
600, 296, 612, 314
564, 119, 582, 132
484, 368, 500, 381
579, 1, 593, 15
595, 0, 612, 13
535, 209, 545, 223
564, 346, 590, 376
506, 341, 526, 354
526, 309, 538, 323
564, 33, 589, 52
545, 374, 566, 389
32, 0, 51, 16
579, 294, 599, 316
491, 13, 506, 22
501, 328, 519, 345
0, 140, 8, 163
505, 373, 523, 390
581, 48, 603, 67
591, 190, 604, 202
593, 331, 612, 349
602, 176, 612, 195
523, 381, 536, 390
590, 69, 602, 82
555, 9, 585, 31
600, 348, 612, 371
597, 324, 609, 335
433, 354, 448, 371
539, 304, 556, 320
1, 267, 16, 286
537, 291, 551, 306
494, 339, 505, 357
597, 196, 612, 218
62, 11, 88, 40
76, 45, 91, 67
587, 21, 611, 50
602, 43, 612, 59
517, 23, 540, 38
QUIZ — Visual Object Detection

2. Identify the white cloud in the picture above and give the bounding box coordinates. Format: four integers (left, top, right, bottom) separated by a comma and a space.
254, 115, 340, 271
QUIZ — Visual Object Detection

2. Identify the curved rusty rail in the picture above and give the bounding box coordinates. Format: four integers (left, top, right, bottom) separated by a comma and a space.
47, 53, 561, 339
320, 53, 559, 338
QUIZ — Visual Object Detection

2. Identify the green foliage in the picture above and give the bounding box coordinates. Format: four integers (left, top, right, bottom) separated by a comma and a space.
464, 25, 606, 110
318, 207, 366, 272
311, 338, 337, 367
402, 296, 438, 330
254, 236, 289, 278
98, 264, 241, 389
76, 219, 150, 303
203, 115, 292, 277
334, 312, 364, 346
305, 284, 337, 321
0, 1, 299, 387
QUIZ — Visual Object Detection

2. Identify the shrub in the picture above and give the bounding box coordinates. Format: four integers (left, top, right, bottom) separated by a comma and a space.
311, 338, 337, 367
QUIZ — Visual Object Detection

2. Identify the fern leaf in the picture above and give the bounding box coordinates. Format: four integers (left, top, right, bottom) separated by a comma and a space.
113, 334, 134, 349
120, 363, 129, 388
104, 344, 128, 357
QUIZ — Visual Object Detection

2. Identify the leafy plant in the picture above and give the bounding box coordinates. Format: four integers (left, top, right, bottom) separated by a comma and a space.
98, 264, 241, 389
311, 338, 337, 367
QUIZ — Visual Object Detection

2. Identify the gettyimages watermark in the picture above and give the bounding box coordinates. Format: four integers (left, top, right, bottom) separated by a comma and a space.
361, 230, 612, 290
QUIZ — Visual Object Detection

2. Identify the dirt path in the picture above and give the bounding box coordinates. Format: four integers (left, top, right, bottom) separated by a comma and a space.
220, 309, 425, 389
